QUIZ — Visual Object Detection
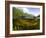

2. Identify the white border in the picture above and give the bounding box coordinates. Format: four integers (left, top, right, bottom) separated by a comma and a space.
10, 4, 43, 34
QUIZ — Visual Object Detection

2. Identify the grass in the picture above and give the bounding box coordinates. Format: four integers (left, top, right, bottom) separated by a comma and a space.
13, 18, 40, 31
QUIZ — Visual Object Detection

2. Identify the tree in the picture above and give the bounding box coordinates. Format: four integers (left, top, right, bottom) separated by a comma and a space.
13, 7, 24, 18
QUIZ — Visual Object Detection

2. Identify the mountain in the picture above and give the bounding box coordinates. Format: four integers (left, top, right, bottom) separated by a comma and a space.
36, 15, 40, 19
37, 15, 40, 17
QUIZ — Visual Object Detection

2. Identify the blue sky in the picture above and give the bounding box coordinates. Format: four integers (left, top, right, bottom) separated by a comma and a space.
17, 7, 40, 16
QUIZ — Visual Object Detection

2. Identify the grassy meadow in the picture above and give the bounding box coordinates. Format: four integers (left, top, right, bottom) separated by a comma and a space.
13, 7, 40, 31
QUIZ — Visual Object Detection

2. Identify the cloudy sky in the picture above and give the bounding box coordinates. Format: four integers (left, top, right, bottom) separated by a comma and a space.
16, 7, 40, 16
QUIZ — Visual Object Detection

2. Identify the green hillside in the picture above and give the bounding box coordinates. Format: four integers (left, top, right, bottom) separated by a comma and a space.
13, 7, 40, 31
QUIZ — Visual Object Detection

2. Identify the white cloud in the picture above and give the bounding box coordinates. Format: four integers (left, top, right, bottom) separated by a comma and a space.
22, 8, 29, 13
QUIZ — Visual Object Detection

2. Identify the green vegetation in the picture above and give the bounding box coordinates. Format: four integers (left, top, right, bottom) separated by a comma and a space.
13, 7, 40, 31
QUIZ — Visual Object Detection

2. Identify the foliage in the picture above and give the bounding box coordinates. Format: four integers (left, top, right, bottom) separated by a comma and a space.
13, 7, 40, 31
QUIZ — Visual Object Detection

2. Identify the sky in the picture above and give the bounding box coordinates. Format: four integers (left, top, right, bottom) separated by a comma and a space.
16, 7, 40, 16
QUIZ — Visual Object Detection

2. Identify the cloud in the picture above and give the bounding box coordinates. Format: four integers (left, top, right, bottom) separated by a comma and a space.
21, 8, 39, 16
16, 7, 40, 16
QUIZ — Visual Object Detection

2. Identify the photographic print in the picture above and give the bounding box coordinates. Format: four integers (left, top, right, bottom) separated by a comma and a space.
13, 6, 40, 31
5, 1, 45, 37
